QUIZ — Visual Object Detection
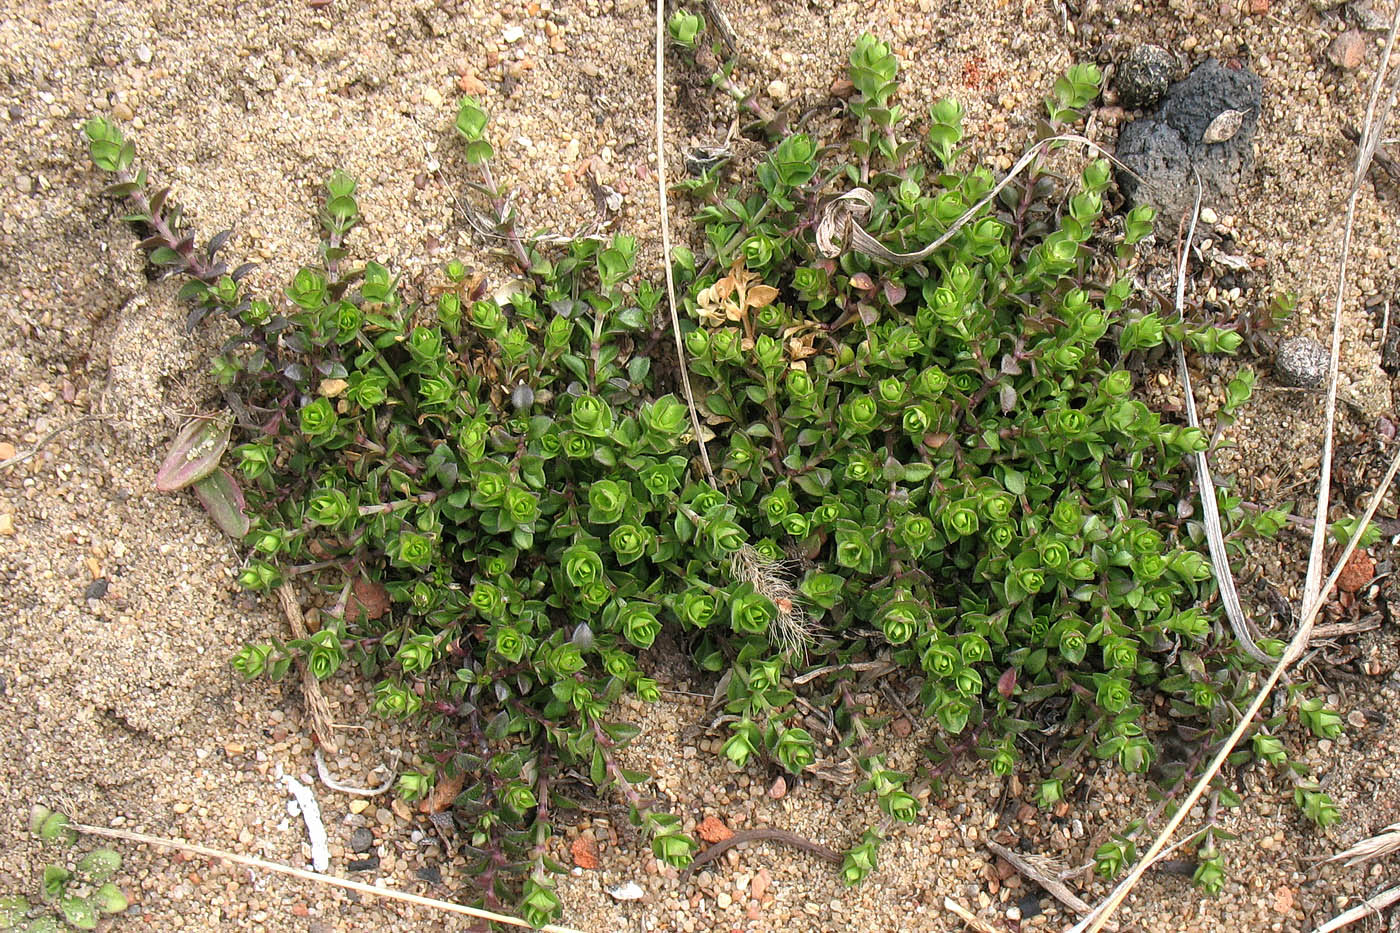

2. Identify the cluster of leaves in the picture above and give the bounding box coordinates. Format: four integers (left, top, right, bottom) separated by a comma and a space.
85, 32, 1340, 919
0, 809, 128, 932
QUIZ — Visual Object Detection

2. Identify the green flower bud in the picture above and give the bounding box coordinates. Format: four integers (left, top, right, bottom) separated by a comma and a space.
1057, 626, 1087, 664
729, 586, 777, 636
347, 370, 388, 408
844, 454, 877, 485
586, 479, 630, 524
782, 511, 811, 537
1132, 554, 1167, 581
877, 596, 924, 645
913, 366, 949, 399
1102, 369, 1133, 397
1067, 557, 1097, 580
991, 518, 1013, 549
1056, 408, 1087, 435
707, 519, 747, 555
684, 327, 709, 356
1051, 343, 1084, 371
774, 727, 816, 773
834, 523, 874, 573
406, 325, 445, 363
1094, 675, 1131, 713
396, 633, 436, 674
547, 643, 585, 676
298, 397, 338, 442
502, 781, 538, 817
1051, 499, 1082, 535
922, 641, 959, 679
307, 488, 352, 527
979, 487, 1015, 523
721, 720, 761, 767
1130, 527, 1164, 557
619, 602, 661, 649
504, 486, 540, 527
609, 523, 650, 565
563, 432, 594, 459
840, 393, 881, 434
470, 581, 506, 619
392, 532, 433, 572
469, 299, 506, 337
1167, 549, 1212, 582
634, 676, 661, 702
786, 369, 818, 404
640, 395, 687, 445
747, 657, 783, 693
373, 680, 422, 718
570, 394, 615, 438
1102, 637, 1138, 671
578, 580, 611, 611
941, 498, 979, 538
759, 486, 795, 525
397, 772, 431, 802
676, 588, 717, 628
876, 377, 907, 408
639, 460, 681, 498
881, 790, 919, 823
1038, 537, 1070, 571
895, 514, 934, 557
562, 544, 605, 588
237, 559, 282, 591
954, 666, 982, 696
232, 643, 272, 679
493, 625, 527, 663
799, 571, 844, 609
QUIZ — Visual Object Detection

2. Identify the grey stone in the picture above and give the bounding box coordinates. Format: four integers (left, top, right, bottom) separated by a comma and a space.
1115, 45, 1174, 109
349, 827, 374, 853
1115, 59, 1262, 226
1275, 335, 1329, 388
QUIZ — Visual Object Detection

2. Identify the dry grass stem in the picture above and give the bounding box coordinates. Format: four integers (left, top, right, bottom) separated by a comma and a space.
1172, 178, 1273, 664
1081, 15, 1400, 925
654, 0, 716, 487
1301, 2, 1400, 620
277, 583, 338, 755
942, 896, 1001, 933
985, 840, 1106, 925
0, 414, 117, 472
1311, 883, 1400, 933
1320, 821, 1400, 868
68, 821, 586, 933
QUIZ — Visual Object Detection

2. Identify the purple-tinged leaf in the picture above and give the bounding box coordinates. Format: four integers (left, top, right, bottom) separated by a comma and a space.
148, 186, 170, 217
192, 468, 250, 539
156, 416, 232, 492
882, 280, 906, 306
231, 262, 258, 282
207, 229, 233, 259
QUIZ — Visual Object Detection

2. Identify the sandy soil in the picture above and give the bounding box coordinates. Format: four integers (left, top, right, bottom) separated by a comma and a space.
2, 0, 1400, 930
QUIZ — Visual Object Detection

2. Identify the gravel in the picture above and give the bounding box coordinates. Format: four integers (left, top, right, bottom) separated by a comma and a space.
1, 0, 1398, 931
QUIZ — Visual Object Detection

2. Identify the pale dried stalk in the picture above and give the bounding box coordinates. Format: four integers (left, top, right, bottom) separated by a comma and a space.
943, 896, 1000, 933
1311, 883, 1400, 933
1078, 445, 1400, 933
655, 0, 716, 486
277, 583, 338, 755
1079, 11, 1400, 931
1172, 179, 1273, 664
1319, 821, 1400, 868
69, 821, 586, 933
1301, 2, 1400, 621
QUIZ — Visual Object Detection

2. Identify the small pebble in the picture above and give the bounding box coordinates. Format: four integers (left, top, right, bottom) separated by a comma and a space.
503, 24, 525, 43
1115, 45, 1174, 109
135, 43, 152, 63
349, 827, 374, 853
112, 101, 133, 122
1199, 206, 1219, 224
0, 514, 14, 536
84, 578, 109, 600
1274, 335, 1329, 388
346, 857, 379, 872
1328, 31, 1366, 70
415, 866, 442, 884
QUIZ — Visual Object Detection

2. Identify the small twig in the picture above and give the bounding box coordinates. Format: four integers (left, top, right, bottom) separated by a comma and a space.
277, 583, 338, 755
1311, 883, 1400, 933
655, 0, 717, 486
791, 658, 896, 686
67, 821, 586, 933
677, 827, 841, 887
985, 840, 1101, 923
943, 896, 1001, 933
702, 0, 741, 59
1309, 617, 1382, 642
0, 415, 115, 472
314, 747, 398, 796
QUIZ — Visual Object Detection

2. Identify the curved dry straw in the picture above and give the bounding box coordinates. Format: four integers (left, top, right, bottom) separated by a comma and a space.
729, 544, 822, 657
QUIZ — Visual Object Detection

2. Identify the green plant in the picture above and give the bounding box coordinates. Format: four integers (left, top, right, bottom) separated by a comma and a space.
84, 34, 1331, 919
1, 808, 129, 931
